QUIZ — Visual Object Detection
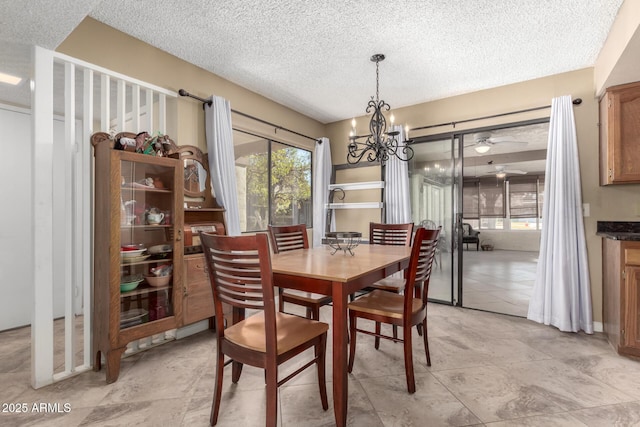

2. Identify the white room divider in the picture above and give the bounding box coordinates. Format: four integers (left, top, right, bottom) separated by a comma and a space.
31, 46, 177, 388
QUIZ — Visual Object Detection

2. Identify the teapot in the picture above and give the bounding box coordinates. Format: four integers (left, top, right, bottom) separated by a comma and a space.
146, 209, 165, 225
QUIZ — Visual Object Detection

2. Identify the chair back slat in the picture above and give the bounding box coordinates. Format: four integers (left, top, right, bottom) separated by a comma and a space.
268, 224, 309, 253
369, 222, 414, 246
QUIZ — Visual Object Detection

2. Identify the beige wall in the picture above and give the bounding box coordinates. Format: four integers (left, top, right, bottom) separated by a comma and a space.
58, 15, 640, 326
326, 68, 640, 324
57, 18, 324, 152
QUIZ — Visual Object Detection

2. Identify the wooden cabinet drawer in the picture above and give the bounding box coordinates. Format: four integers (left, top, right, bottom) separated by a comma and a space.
625, 248, 640, 266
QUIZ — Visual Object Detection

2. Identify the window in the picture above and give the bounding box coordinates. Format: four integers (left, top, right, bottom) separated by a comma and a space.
235, 136, 312, 232
508, 175, 543, 230
463, 177, 505, 218
463, 175, 544, 230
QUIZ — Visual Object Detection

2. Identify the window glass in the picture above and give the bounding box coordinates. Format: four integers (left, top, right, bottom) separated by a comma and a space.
234, 133, 312, 232
270, 142, 312, 227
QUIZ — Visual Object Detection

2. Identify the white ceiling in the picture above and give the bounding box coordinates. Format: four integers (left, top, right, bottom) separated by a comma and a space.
0, 0, 627, 124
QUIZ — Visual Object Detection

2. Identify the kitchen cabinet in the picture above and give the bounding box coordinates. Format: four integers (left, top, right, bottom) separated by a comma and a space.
599, 81, 640, 185
91, 132, 184, 383
602, 238, 640, 357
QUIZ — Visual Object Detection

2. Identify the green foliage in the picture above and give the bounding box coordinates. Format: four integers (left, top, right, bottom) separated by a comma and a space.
246, 146, 311, 218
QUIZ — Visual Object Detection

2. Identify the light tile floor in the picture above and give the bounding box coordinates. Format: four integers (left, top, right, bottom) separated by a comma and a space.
462, 250, 537, 317
2, 303, 640, 426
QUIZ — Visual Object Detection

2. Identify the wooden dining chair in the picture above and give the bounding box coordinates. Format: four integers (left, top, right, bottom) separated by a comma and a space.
347, 226, 440, 394
200, 232, 329, 426
267, 224, 332, 320
367, 222, 414, 293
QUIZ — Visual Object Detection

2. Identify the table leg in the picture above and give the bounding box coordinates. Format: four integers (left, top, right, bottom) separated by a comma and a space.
332, 281, 348, 427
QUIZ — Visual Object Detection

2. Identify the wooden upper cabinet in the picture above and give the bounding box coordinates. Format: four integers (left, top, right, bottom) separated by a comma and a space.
600, 81, 640, 185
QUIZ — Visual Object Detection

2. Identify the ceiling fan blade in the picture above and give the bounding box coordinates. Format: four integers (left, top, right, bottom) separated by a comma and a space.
489, 137, 528, 145
505, 169, 527, 174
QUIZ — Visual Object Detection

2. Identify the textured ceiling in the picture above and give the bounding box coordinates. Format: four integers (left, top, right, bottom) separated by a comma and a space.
0, 0, 625, 124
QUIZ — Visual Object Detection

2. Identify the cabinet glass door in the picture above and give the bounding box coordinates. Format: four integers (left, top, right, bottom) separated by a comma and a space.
118, 159, 176, 330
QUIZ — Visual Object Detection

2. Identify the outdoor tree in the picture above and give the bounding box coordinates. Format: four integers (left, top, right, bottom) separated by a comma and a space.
246, 146, 311, 226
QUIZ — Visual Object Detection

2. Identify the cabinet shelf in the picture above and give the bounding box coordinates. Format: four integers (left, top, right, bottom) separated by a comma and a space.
121, 185, 174, 194
120, 284, 171, 298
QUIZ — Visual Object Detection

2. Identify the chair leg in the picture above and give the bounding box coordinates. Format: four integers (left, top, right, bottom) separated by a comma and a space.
374, 322, 381, 350
264, 362, 278, 427
392, 325, 398, 341
348, 314, 357, 373
210, 350, 225, 426
403, 325, 416, 394
311, 306, 320, 321
278, 288, 285, 313
231, 361, 243, 383
422, 318, 431, 366
316, 333, 329, 410
417, 323, 423, 336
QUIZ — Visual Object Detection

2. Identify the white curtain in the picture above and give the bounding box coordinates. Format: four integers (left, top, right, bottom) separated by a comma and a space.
527, 95, 593, 333
385, 125, 411, 223
204, 96, 241, 236
312, 137, 332, 247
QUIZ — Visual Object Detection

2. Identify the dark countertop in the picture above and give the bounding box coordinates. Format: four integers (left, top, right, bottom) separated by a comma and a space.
597, 221, 640, 240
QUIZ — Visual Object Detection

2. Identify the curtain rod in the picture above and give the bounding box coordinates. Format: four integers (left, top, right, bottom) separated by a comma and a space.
178, 89, 320, 142
410, 98, 582, 132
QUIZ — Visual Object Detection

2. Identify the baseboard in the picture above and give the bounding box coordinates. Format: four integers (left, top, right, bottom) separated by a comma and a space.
593, 321, 603, 333
175, 320, 210, 339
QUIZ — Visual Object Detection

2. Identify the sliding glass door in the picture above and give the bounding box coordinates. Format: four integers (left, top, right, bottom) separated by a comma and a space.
408, 135, 461, 304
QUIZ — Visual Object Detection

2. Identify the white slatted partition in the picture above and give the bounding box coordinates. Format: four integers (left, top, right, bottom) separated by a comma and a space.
31, 46, 177, 388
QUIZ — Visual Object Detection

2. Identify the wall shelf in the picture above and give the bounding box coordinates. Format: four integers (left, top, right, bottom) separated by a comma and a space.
328, 181, 384, 191
326, 202, 384, 209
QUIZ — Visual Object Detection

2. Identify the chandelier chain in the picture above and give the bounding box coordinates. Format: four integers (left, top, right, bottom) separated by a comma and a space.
375, 59, 380, 103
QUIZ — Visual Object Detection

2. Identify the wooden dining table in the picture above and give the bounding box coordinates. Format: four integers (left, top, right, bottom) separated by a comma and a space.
271, 244, 411, 426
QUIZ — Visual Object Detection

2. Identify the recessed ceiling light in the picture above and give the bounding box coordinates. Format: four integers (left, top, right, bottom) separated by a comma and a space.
0, 72, 22, 85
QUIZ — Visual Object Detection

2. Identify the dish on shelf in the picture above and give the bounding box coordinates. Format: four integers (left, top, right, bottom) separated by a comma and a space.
120, 308, 148, 327
148, 244, 172, 255
121, 254, 151, 264
120, 275, 144, 292
145, 274, 172, 287
121, 244, 145, 252
120, 248, 147, 258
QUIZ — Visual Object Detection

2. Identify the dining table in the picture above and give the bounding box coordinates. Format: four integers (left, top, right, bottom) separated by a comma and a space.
271, 243, 411, 427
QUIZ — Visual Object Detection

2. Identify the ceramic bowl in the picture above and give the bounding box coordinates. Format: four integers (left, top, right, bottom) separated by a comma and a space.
120, 275, 144, 292
145, 274, 171, 287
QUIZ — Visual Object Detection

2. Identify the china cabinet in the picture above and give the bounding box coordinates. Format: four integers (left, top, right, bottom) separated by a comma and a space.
91, 132, 184, 383
599, 81, 640, 185
602, 238, 640, 357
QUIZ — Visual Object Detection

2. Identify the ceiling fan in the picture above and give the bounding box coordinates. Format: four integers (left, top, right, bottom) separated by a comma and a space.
466, 131, 527, 154
484, 164, 527, 178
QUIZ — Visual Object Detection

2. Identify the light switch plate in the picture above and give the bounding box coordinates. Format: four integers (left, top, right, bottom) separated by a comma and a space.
582, 203, 590, 217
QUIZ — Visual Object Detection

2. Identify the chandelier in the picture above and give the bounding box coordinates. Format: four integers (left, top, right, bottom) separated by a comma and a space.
347, 54, 414, 164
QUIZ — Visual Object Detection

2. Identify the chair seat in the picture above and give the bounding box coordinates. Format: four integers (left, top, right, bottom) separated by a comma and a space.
225, 311, 329, 354
370, 277, 405, 293
348, 290, 422, 320
282, 289, 332, 305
